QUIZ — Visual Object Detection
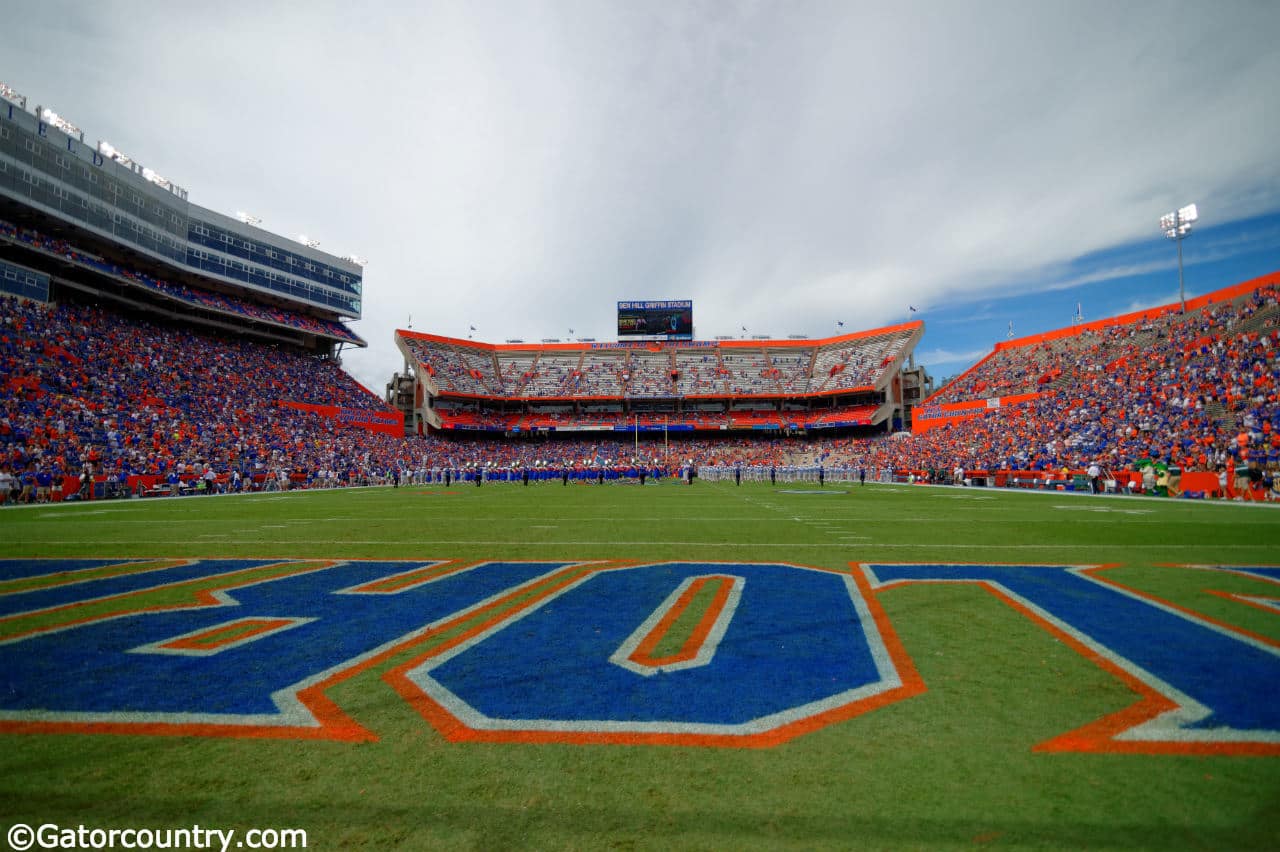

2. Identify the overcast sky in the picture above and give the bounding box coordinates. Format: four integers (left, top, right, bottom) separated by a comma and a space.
7, 1, 1280, 391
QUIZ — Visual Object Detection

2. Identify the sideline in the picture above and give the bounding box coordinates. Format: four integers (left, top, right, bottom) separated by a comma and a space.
876, 480, 1280, 510
0, 484, 394, 513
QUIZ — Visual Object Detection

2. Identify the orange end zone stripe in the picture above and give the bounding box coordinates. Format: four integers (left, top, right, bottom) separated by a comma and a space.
161, 618, 298, 651
1016, 575, 1279, 755
387, 562, 609, 673
0, 559, 377, 742
629, 575, 733, 668
0, 561, 336, 645
0, 559, 190, 597
346, 560, 478, 594
1084, 566, 1280, 651
875, 566, 1280, 757
388, 564, 926, 748
953, 580, 1181, 755
0, 561, 613, 743
1203, 589, 1280, 624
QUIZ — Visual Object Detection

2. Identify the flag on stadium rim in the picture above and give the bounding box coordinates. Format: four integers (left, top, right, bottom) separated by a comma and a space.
1008, 321, 1014, 339
908, 305, 918, 313
836, 320, 845, 327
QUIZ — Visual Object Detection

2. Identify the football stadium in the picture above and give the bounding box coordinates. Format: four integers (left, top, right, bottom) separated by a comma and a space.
4, 9, 1280, 851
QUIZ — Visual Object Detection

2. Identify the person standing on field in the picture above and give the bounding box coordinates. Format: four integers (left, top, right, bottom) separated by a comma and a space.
1087, 460, 1102, 494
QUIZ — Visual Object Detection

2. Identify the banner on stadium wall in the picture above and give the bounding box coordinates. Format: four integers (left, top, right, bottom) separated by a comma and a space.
279, 401, 404, 436
590, 340, 718, 350
912, 392, 1042, 434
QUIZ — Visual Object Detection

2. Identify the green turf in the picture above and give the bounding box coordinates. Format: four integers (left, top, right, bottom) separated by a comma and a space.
645, 577, 725, 661
1, 482, 1279, 850
0, 558, 180, 596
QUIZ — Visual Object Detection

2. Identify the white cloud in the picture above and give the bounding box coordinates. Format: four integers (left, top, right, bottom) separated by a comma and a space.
913, 347, 993, 369
1118, 294, 1184, 317
5, 1, 1280, 392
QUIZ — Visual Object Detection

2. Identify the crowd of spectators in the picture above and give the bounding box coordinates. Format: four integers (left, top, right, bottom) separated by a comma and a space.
675, 351, 726, 395
3, 275, 1276, 504
0, 288, 844, 498
0, 220, 361, 344
719, 349, 774, 395
522, 354, 582, 396
432, 405, 881, 432
625, 350, 675, 396
820, 286, 1279, 488
403, 338, 496, 395
1, 294, 393, 501
404, 282, 1276, 495
400, 328, 918, 400
575, 352, 626, 396
809, 332, 906, 393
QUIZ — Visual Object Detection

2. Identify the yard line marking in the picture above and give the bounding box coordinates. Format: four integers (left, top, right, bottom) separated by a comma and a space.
1053, 505, 1154, 516
38, 508, 136, 518
18, 541, 1280, 550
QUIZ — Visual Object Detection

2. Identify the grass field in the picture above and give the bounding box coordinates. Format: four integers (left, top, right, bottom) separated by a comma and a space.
1, 481, 1279, 851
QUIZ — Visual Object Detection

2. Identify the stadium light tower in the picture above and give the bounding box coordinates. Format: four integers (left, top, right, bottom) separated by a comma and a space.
1160, 203, 1198, 311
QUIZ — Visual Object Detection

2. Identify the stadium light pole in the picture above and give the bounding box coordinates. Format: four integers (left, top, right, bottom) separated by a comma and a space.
1160, 203, 1198, 312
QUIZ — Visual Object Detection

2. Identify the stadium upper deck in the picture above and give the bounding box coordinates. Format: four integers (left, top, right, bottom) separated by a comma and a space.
921, 271, 1280, 410
890, 271, 1280, 482
0, 83, 362, 348
393, 321, 926, 434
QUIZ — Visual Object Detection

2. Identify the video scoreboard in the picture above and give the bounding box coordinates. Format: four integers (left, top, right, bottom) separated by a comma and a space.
617, 300, 693, 341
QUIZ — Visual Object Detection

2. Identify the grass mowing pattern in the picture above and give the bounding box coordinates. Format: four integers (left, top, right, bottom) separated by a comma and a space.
1, 482, 1278, 850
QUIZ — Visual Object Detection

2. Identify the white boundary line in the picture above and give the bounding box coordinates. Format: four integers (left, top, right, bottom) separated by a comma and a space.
609, 575, 744, 676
